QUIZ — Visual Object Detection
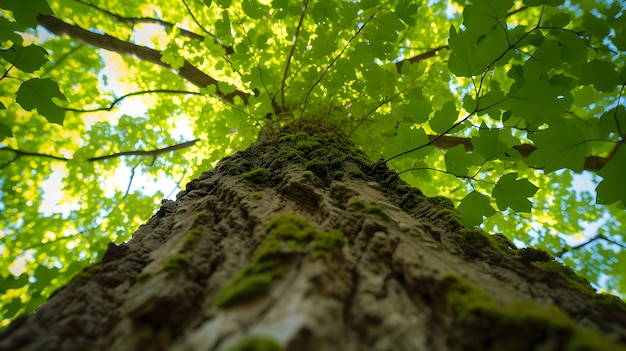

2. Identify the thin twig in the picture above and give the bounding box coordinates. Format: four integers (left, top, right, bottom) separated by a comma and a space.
280, 0, 310, 112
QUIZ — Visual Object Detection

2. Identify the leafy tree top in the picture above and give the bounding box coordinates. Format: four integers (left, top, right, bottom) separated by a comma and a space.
0, 0, 624, 325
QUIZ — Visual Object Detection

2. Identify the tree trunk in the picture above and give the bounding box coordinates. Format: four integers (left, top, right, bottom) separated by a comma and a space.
1, 127, 625, 351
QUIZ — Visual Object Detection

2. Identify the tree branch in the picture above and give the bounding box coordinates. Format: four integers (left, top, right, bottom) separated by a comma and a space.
555, 233, 626, 258
63, 89, 203, 113
76, 0, 205, 41
280, 0, 310, 111
88, 139, 200, 162
36, 15, 249, 104
427, 135, 610, 172
395, 45, 449, 73
0, 139, 199, 166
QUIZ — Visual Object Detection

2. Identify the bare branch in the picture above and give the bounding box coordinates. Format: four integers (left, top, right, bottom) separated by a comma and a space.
556, 233, 626, 258
0, 139, 199, 165
88, 139, 200, 162
426, 135, 611, 172
37, 15, 249, 104
280, 0, 310, 111
395, 45, 449, 73
75, 0, 234, 54
0, 147, 69, 164
63, 89, 203, 113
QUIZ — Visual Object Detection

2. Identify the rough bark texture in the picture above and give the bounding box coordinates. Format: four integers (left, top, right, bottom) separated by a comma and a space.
1, 127, 626, 351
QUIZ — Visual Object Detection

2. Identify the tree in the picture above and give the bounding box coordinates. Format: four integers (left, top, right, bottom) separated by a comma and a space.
0, 0, 625, 348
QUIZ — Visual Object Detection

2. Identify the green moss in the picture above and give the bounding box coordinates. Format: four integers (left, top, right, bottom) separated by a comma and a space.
366, 203, 390, 222
274, 146, 304, 163
261, 213, 344, 257
442, 274, 626, 351
302, 170, 314, 180
346, 198, 366, 210
253, 192, 264, 199
241, 168, 271, 183
225, 163, 240, 176
459, 228, 518, 255
194, 211, 210, 224
278, 134, 294, 142
135, 271, 151, 282
532, 261, 596, 294
305, 158, 328, 178
345, 199, 390, 221
594, 293, 626, 310
519, 247, 551, 262
346, 198, 366, 217
214, 261, 282, 308
436, 209, 464, 229
427, 196, 456, 210
567, 329, 626, 351
346, 168, 366, 179
162, 254, 191, 271
331, 170, 344, 180
183, 228, 202, 249
459, 228, 491, 247
225, 335, 285, 351
215, 214, 344, 308
295, 139, 322, 153
489, 232, 518, 255
399, 189, 425, 209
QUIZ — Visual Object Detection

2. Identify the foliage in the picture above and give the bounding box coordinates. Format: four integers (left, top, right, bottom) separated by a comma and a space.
0, 0, 625, 326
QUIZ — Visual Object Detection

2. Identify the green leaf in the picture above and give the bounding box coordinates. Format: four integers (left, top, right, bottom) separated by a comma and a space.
523, 0, 564, 6
391, 124, 428, 157
492, 173, 538, 212
215, 12, 233, 45
596, 147, 626, 206
476, 89, 505, 118
429, 101, 458, 134
553, 31, 587, 75
394, 0, 419, 26
525, 119, 588, 172
0, 44, 49, 73
160, 45, 185, 70
400, 89, 431, 124
217, 81, 237, 94
582, 12, 610, 38
543, 13, 570, 27
0, 0, 54, 28
0, 17, 26, 44
599, 106, 626, 138
524, 39, 561, 82
579, 60, 618, 93
0, 120, 12, 138
458, 191, 497, 227
503, 80, 564, 126
242, 0, 265, 20
215, 0, 231, 7
448, 25, 488, 77
358, 0, 379, 10
444, 144, 484, 177
476, 26, 511, 68
15, 78, 66, 125
471, 126, 508, 161
463, 0, 514, 43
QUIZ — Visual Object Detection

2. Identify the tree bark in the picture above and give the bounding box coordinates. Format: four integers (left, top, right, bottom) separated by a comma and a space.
1, 127, 625, 351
